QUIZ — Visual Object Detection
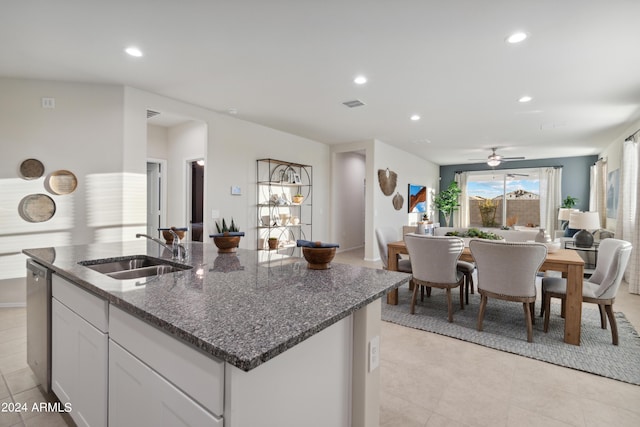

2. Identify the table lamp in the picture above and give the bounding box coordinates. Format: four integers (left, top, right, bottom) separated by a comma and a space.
558, 208, 578, 230
568, 211, 600, 248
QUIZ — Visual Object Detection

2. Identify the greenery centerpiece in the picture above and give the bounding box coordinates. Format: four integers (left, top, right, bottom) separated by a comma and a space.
433, 181, 462, 227
445, 227, 503, 240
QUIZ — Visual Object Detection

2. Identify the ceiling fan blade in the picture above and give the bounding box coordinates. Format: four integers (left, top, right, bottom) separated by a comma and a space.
501, 156, 525, 160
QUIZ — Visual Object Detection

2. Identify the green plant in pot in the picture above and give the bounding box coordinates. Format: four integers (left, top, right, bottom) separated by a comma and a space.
433, 181, 462, 227
561, 195, 578, 209
212, 218, 242, 253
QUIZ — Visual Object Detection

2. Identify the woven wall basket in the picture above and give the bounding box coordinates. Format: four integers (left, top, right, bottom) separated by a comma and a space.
378, 168, 397, 196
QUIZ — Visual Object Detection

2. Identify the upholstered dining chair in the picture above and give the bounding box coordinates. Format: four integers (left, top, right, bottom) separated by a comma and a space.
470, 240, 547, 343
405, 234, 465, 322
376, 226, 412, 273
542, 238, 632, 345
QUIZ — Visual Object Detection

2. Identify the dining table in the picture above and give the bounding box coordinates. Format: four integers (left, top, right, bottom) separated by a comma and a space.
386, 240, 585, 345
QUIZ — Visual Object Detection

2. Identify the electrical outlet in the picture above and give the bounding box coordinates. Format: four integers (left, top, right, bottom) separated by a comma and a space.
41, 97, 55, 108
369, 335, 380, 372
211, 209, 220, 219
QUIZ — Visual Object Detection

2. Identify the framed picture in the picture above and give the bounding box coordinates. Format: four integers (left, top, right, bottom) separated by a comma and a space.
291, 173, 301, 184
408, 184, 427, 213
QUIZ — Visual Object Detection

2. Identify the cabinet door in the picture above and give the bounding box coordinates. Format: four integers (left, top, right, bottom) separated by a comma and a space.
52, 299, 108, 427
110, 340, 222, 427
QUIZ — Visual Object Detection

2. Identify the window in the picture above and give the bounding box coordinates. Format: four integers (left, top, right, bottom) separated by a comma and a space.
466, 169, 540, 228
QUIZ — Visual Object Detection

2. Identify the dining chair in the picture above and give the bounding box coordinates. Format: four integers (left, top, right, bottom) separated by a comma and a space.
405, 234, 465, 322
375, 227, 412, 273
470, 240, 547, 342
542, 238, 632, 345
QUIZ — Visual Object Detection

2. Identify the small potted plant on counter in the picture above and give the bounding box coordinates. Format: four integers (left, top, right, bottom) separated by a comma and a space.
268, 237, 279, 250
210, 218, 244, 253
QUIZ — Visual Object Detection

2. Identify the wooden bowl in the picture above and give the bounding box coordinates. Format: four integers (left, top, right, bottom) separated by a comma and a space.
213, 235, 241, 253
302, 247, 336, 270
163, 229, 186, 244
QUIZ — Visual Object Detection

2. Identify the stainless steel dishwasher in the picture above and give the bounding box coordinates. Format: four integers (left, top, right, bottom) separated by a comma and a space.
26, 259, 51, 393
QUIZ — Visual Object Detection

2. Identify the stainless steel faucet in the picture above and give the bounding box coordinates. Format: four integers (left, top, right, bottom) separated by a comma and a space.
136, 232, 187, 261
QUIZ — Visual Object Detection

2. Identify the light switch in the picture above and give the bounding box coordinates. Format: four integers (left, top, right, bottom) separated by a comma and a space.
369, 335, 380, 372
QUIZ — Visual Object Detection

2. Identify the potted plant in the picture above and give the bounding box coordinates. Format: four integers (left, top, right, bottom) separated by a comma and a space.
562, 195, 578, 209
268, 237, 279, 250
292, 193, 304, 204
433, 181, 462, 227
211, 218, 243, 253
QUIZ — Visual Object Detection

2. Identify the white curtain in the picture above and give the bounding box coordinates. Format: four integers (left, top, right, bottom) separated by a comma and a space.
454, 172, 469, 227
616, 136, 640, 294
589, 159, 607, 227
539, 167, 562, 237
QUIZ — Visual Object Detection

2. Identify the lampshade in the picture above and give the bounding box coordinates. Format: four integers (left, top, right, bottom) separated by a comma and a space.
568, 212, 600, 230
558, 208, 578, 221
569, 211, 600, 248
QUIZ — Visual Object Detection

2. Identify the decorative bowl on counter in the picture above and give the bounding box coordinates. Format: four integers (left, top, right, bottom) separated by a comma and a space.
302, 247, 336, 270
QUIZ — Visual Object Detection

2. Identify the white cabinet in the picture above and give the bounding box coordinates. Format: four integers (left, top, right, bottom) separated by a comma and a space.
109, 340, 222, 427
51, 283, 108, 427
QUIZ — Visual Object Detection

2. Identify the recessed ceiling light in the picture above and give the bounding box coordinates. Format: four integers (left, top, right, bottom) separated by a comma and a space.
354, 75, 367, 85
410, 114, 421, 121
518, 96, 533, 103
506, 32, 528, 44
125, 46, 143, 57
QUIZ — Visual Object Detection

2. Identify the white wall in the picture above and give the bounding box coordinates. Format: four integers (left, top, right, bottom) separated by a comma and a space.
0, 78, 133, 305
147, 125, 169, 159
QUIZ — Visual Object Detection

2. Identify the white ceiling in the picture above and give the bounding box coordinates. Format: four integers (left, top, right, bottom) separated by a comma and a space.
3, 1, 640, 165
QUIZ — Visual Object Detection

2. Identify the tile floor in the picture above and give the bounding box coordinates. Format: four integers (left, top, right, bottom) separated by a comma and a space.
334, 247, 640, 427
1, 248, 639, 427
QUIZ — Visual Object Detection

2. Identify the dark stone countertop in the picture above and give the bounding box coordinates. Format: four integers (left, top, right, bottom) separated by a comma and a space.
23, 241, 409, 371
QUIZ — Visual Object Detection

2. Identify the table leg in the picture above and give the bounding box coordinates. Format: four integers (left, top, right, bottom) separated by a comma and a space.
563, 263, 584, 345
386, 247, 399, 305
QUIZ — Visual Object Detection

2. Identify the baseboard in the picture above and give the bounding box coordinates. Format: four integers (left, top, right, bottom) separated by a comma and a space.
0, 302, 27, 308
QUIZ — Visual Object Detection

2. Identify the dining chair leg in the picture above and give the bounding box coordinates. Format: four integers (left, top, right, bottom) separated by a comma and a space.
605, 304, 619, 345
561, 299, 566, 318
539, 290, 545, 317
420, 285, 424, 302
543, 293, 552, 333
410, 283, 419, 314
524, 302, 533, 342
446, 288, 453, 323
529, 302, 536, 325
459, 285, 464, 310
464, 274, 469, 305
477, 295, 487, 331
598, 304, 607, 329
426, 286, 431, 297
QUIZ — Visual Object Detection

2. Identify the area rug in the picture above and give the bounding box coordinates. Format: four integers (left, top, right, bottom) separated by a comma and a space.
382, 287, 640, 385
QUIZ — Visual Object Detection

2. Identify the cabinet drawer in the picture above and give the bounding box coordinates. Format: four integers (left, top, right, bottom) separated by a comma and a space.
52, 274, 108, 333
109, 306, 224, 417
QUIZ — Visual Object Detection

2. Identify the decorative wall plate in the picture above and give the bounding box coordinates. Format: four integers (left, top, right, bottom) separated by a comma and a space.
18, 194, 56, 222
378, 168, 397, 196
392, 192, 404, 210
19, 158, 45, 180
46, 170, 78, 195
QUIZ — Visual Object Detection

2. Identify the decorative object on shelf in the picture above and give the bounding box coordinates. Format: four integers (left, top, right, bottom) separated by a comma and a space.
569, 211, 600, 248
291, 216, 300, 225
261, 215, 272, 226
292, 193, 304, 204
433, 181, 461, 227
18, 193, 56, 222
19, 158, 45, 180
46, 170, 78, 195
297, 240, 339, 270
535, 228, 551, 243
377, 168, 397, 196
159, 227, 187, 244
408, 184, 427, 213
279, 213, 291, 225
210, 218, 243, 253
268, 237, 279, 250
392, 192, 404, 210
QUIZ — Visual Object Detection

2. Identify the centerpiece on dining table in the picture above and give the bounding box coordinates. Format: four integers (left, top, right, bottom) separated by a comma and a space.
445, 228, 503, 241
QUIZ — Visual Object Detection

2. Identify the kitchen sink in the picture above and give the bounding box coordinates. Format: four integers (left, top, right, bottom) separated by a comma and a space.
79, 255, 192, 279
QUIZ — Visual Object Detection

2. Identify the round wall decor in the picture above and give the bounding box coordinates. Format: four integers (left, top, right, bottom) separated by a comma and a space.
19, 158, 45, 180
18, 194, 56, 223
46, 170, 78, 195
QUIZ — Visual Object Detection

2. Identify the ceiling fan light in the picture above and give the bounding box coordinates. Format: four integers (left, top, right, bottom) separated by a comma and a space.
487, 158, 501, 167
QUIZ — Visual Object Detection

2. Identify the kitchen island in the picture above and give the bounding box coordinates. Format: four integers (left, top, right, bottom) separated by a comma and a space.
24, 241, 409, 427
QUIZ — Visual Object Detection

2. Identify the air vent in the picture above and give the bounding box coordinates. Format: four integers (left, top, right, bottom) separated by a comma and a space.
342, 100, 366, 108
147, 110, 160, 119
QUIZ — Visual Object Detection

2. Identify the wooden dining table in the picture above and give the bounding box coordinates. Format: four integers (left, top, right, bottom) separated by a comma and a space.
386, 240, 586, 345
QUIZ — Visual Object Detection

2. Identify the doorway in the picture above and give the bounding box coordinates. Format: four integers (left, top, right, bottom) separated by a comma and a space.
189, 159, 204, 241
146, 159, 167, 238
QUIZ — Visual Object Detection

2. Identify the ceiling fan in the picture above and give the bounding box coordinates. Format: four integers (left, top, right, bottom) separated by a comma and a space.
471, 147, 525, 167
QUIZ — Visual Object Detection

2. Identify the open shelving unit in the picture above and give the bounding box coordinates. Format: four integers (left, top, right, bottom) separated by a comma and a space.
256, 159, 312, 257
